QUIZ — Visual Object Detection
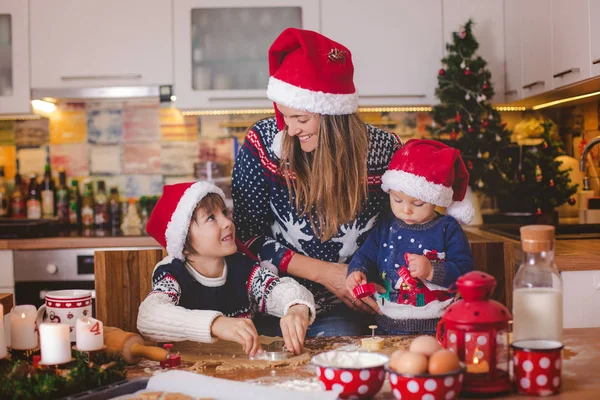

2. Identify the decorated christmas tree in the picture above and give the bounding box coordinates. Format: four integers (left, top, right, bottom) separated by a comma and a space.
497, 121, 578, 215
428, 20, 513, 198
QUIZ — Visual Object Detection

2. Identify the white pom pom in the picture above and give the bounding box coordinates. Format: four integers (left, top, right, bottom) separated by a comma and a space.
271, 130, 284, 159
446, 200, 475, 225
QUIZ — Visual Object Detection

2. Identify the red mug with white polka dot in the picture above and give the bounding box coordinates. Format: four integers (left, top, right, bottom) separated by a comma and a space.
511, 340, 563, 396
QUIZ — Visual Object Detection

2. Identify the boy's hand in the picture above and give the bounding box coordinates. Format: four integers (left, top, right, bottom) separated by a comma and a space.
346, 271, 383, 315
211, 316, 262, 357
406, 254, 434, 281
280, 304, 310, 355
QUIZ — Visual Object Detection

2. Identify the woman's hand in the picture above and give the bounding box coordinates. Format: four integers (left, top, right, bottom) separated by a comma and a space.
321, 263, 383, 315
406, 254, 434, 281
210, 316, 262, 357
280, 304, 310, 355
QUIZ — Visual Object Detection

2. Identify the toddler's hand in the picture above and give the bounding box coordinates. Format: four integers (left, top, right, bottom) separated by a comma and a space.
406, 254, 434, 281
210, 316, 262, 356
346, 271, 367, 294
280, 304, 310, 355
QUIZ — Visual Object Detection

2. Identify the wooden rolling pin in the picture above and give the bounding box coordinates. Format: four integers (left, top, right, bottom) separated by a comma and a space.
104, 326, 169, 365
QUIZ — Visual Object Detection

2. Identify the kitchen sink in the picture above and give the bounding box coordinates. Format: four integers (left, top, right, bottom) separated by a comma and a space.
481, 223, 600, 240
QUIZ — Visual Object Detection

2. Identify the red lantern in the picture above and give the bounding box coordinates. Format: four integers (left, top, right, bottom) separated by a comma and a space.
436, 272, 511, 395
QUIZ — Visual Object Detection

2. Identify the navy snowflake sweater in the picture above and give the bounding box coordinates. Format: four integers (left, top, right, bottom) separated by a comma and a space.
348, 212, 474, 333
232, 117, 401, 314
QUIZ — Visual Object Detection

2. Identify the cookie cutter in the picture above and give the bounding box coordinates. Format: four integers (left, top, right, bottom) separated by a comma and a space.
249, 340, 290, 361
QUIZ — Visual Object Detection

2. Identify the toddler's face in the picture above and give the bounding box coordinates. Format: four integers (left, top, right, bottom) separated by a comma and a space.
188, 205, 237, 258
389, 190, 437, 225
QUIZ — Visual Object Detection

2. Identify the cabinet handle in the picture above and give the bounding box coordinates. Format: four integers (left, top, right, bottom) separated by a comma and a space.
359, 94, 427, 98
522, 80, 545, 90
504, 90, 518, 95
61, 74, 143, 81
593, 58, 600, 65
553, 68, 580, 78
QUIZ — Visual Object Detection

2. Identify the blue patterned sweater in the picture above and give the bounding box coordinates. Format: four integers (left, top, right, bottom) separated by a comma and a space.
232, 117, 401, 314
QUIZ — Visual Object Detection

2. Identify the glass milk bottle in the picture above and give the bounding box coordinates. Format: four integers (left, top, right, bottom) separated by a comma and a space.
513, 225, 563, 342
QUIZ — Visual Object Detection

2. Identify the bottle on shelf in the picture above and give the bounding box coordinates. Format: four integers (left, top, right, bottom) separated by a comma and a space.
94, 180, 109, 233
26, 174, 41, 219
68, 179, 82, 231
10, 171, 26, 219
513, 225, 563, 342
81, 181, 95, 230
55, 169, 69, 227
109, 186, 122, 235
41, 164, 56, 219
121, 198, 142, 236
0, 166, 8, 217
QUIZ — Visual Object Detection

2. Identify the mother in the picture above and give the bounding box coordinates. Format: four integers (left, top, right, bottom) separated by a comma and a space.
232, 28, 401, 336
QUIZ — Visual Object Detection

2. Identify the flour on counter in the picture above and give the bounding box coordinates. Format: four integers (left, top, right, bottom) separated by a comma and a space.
312, 351, 388, 368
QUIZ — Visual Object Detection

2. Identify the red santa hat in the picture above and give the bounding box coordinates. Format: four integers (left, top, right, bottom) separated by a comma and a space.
146, 181, 226, 260
267, 28, 359, 131
381, 139, 475, 224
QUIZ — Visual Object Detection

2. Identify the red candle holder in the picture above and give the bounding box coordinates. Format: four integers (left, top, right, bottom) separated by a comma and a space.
436, 271, 512, 396
159, 343, 181, 368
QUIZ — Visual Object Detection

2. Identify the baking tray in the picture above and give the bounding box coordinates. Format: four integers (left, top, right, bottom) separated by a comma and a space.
61, 378, 149, 400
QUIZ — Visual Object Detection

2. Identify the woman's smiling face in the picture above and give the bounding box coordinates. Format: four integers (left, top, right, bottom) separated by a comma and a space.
277, 104, 321, 153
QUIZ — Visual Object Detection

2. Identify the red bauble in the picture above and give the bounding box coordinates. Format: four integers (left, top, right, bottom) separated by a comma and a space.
483, 82, 489, 89
536, 208, 542, 216
455, 113, 462, 123
568, 197, 576, 206
501, 122, 507, 128
450, 131, 458, 140
542, 142, 548, 149
521, 174, 526, 182
439, 68, 445, 75
482, 120, 489, 128
464, 68, 471, 76
549, 179, 555, 187
468, 126, 473, 133
467, 160, 474, 170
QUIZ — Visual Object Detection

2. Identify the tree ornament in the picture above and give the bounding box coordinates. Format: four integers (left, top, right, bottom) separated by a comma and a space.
464, 67, 471, 76
495, 134, 502, 142
501, 122, 507, 128
481, 120, 489, 128
477, 150, 482, 158
465, 93, 471, 100
521, 174, 526, 182
467, 160, 474, 170
468, 125, 473, 133
439, 68, 445, 75
535, 165, 542, 182
549, 179, 555, 187
536, 208, 542, 216
489, 163, 494, 170
431, 121, 437, 128
477, 179, 484, 188
568, 197, 576, 205
542, 141, 548, 149
483, 82, 489, 89
460, 60, 466, 69
477, 94, 487, 102
450, 131, 458, 140
488, 114, 494, 120
455, 113, 462, 123
459, 29, 467, 39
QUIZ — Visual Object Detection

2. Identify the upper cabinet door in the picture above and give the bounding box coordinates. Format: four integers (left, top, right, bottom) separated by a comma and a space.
173, 0, 319, 110
0, 1, 30, 114
552, 0, 590, 88
503, 0, 522, 102
521, 0, 552, 97
322, 0, 442, 106
443, 0, 505, 104
589, 0, 600, 77
30, 0, 172, 88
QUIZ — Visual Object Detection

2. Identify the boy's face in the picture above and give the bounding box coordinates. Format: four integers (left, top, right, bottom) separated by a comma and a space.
187, 205, 237, 258
389, 190, 437, 225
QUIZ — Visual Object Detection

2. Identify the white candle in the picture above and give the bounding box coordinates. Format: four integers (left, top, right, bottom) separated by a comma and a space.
0, 304, 7, 359
75, 317, 104, 351
40, 323, 72, 365
10, 305, 38, 350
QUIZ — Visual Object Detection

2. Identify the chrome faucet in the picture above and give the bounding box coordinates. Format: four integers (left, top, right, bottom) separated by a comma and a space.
580, 136, 600, 190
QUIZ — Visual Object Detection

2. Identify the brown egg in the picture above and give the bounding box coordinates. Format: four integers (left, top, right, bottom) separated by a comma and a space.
389, 349, 406, 366
409, 335, 442, 357
389, 351, 428, 375
428, 349, 461, 375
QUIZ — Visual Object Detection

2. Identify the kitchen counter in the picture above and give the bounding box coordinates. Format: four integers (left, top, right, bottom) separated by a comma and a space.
0, 236, 160, 250
464, 226, 600, 272
127, 328, 600, 399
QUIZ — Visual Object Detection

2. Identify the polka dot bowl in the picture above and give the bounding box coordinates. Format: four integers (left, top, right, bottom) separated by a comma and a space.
386, 363, 466, 400
511, 340, 563, 396
312, 351, 389, 399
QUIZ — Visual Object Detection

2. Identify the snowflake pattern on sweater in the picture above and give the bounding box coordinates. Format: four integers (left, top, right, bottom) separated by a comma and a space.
232, 117, 401, 314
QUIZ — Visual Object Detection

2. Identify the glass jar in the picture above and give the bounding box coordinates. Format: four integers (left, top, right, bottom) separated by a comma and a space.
513, 225, 563, 342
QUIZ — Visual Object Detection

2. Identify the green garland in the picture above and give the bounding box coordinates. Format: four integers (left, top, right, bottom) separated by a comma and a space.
0, 349, 127, 400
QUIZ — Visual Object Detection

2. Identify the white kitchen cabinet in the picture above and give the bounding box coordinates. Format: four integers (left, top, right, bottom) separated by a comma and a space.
503, 0, 522, 102
520, 0, 552, 97
552, 0, 590, 88
0, 1, 30, 114
562, 270, 600, 328
588, 0, 600, 77
322, 0, 442, 106
30, 0, 172, 89
443, 0, 505, 103
173, 0, 319, 110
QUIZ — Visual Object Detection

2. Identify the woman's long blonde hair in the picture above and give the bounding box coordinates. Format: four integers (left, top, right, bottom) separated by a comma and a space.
280, 113, 369, 241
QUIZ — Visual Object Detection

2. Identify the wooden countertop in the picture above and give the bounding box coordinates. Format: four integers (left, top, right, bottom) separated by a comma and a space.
127, 328, 600, 399
0, 236, 160, 250
464, 226, 600, 272
0, 293, 13, 315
